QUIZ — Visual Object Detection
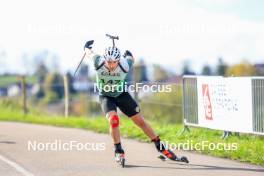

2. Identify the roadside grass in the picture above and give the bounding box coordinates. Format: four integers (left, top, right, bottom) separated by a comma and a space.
0, 103, 263, 166
0, 75, 37, 87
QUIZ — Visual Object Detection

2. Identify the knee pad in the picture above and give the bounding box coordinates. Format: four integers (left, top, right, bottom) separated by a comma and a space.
109, 115, 119, 128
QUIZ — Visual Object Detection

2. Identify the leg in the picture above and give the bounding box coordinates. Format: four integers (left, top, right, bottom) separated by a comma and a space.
130, 113, 176, 159
99, 96, 124, 154
116, 92, 157, 139
107, 111, 121, 144
116, 92, 176, 159
130, 113, 157, 140
106, 111, 124, 154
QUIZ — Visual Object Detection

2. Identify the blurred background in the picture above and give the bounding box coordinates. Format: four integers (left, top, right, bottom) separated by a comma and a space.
0, 0, 264, 123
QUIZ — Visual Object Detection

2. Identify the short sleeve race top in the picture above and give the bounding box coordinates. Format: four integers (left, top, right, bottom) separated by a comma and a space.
92, 55, 134, 97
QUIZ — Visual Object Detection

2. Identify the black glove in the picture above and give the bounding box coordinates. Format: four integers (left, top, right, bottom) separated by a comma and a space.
84, 40, 94, 50
123, 50, 133, 57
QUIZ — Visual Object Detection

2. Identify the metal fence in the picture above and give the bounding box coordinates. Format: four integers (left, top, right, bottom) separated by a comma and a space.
182, 77, 198, 125
252, 78, 264, 134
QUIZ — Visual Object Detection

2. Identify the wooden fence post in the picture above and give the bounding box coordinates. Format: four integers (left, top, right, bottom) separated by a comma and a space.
21, 76, 28, 115
63, 75, 69, 117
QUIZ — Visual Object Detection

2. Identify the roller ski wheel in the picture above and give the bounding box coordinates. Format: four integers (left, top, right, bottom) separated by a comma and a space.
181, 156, 189, 163
158, 149, 189, 163
158, 155, 189, 163
115, 153, 125, 168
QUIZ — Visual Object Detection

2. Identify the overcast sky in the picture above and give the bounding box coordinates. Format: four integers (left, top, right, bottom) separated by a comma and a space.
0, 0, 264, 74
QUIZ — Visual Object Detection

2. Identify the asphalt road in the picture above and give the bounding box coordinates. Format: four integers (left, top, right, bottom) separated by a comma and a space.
0, 122, 263, 176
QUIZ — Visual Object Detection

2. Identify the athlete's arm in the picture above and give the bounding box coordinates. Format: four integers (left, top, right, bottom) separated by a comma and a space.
84, 40, 104, 69
84, 40, 96, 59
123, 50, 134, 69
124, 50, 134, 62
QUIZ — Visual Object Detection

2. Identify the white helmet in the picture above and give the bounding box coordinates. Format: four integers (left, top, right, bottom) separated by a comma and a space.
104, 46, 121, 61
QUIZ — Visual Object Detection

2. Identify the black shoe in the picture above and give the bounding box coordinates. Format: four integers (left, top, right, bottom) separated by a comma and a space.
115, 148, 125, 154
161, 149, 177, 160
115, 148, 125, 162
152, 136, 177, 160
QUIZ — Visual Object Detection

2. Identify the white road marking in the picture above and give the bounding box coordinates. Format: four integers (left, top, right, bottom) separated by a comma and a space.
0, 154, 34, 176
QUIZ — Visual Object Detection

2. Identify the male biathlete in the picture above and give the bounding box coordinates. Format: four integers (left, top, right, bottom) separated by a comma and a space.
83, 38, 177, 163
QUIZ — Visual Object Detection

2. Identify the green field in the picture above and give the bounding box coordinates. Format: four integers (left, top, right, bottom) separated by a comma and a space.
0, 75, 37, 87
0, 99, 263, 166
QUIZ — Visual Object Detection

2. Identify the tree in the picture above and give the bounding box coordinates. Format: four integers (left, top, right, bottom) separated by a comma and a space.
35, 63, 48, 83
43, 72, 64, 103
78, 64, 89, 78
0, 50, 7, 74
182, 60, 195, 75
254, 64, 264, 76
201, 64, 213, 75
139, 59, 148, 82
32, 50, 61, 73
225, 60, 257, 76
153, 64, 169, 82
66, 72, 76, 94
35, 63, 48, 99
125, 66, 133, 84
133, 58, 149, 83
21, 53, 34, 75
216, 57, 228, 76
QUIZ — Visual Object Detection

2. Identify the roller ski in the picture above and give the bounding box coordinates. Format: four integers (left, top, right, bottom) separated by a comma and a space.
158, 151, 189, 163
152, 136, 189, 163
114, 147, 125, 168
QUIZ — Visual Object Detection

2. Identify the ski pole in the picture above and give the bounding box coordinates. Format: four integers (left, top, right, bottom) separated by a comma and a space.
73, 52, 86, 77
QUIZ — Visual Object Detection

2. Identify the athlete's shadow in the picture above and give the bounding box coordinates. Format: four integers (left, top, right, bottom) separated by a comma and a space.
125, 162, 264, 173
0, 140, 16, 144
